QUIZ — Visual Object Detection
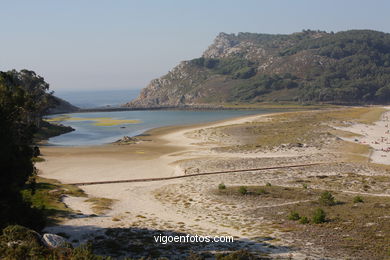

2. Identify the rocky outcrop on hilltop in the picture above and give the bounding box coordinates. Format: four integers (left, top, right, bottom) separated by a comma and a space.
126, 30, 390, 107
127, 61, 211, 107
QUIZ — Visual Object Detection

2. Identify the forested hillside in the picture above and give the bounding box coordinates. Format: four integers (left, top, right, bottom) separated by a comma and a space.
127, 30, 390, 107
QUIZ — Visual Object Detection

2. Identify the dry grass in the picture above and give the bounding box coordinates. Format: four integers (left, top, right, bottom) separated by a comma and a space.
336, 140, 371, 163
324, 106, 386, 124
216, 184, 390, 259
209, 107, 386, 158
85, 197, 115, 214
280, 193, 390, 259
216, 185, 321, 201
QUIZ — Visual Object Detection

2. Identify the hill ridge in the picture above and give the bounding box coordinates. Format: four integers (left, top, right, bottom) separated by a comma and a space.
126, 30, 390, 107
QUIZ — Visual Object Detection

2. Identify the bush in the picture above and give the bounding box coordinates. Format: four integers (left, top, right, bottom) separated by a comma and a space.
319, 191, 336, 206
299, 216, 310, 224
353, 196, 364, 203
312, 208, 326, 224
256, 188, 268, 195
302, 183, 308, 189
265, 182, 272, 187
0, 225, 109, 259
233, 67, 256, 79
216, 249, 255, 260
238, 186, 248, 195
288, 211, 300, 221
218, 183, 226, 190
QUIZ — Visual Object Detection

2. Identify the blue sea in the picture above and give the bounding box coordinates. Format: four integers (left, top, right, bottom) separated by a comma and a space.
55, 89, 141, 108
48, 90, 275, 146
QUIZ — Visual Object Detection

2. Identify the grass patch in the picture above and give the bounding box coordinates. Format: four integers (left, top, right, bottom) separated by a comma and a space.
211, 107, 386, 154
218, 183, 226, 190
318, 191, 336, 206
32, 156, 45, 162
288, 211, 300, 221
353, 196, 364, 203
280, 193, 390, 259
34, 120, 74, 141
21, 177, 86, 222
85, 197, 115, 215
216, 185, 319, 201
238, 186, 248, 195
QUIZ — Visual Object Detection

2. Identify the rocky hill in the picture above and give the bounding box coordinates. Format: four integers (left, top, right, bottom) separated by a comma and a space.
125, 30, 390, 107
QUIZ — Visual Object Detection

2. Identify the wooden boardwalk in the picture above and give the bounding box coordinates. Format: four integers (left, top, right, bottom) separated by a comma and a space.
68, 162, 326, 186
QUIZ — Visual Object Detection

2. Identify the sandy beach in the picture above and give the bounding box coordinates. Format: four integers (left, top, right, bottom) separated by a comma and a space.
334, 106, 390, 165
36, 107, 390, 259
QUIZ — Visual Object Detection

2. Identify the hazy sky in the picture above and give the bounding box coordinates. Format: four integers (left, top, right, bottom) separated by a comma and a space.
0, 0, 389, 92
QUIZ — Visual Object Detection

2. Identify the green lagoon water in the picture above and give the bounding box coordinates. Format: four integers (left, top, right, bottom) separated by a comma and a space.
46, 110, 275, 146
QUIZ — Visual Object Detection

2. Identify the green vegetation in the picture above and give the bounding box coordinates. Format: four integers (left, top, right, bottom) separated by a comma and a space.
215, 106, 383, 158
318, 191, 336, 206
256, 188, 268, 195
34, 120, 74, 141
218, 183, 227, 190
288, 211, 301, 221
238, 186, 248, 195
190, 57, 256, 79
21, 177, 86, 222
280, 30, 390, 103
353, 196, 364, 203
216, 249, 256, 260
0, 225, 111, 260
0, 70, 54, 231
216, 184, 320, 201
299, 216, 310, 224
312, 208, 327, 224
141, 30, 390, 106
85, 197, 115, 215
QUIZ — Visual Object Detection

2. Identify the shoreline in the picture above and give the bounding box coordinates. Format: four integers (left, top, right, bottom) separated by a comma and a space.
36, 106, 390, 259
43, 109, 284, 147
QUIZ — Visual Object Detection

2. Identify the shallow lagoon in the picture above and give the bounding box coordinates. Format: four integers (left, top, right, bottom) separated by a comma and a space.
46, 109, 275, 146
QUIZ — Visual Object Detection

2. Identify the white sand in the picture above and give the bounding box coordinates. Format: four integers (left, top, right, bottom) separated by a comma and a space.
335, 106, 390, 165
38, 113, 275, 240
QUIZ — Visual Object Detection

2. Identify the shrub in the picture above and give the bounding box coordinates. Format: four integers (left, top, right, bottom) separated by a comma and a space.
266, 182, 272, 187
218, 183, 226, 190
216, 249, 255, 260
302, 183, 308, 189
256, 188, 268, 195
312, 208, 326, 224
0, 225, 110, 259
1, 225, 42, 246
288, 211, 300, 221
319, 191, 336, 206
299, 216, 309, 224
238, 186, 248, 195
353, 196, 364, 203
187, 251, 205, 260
